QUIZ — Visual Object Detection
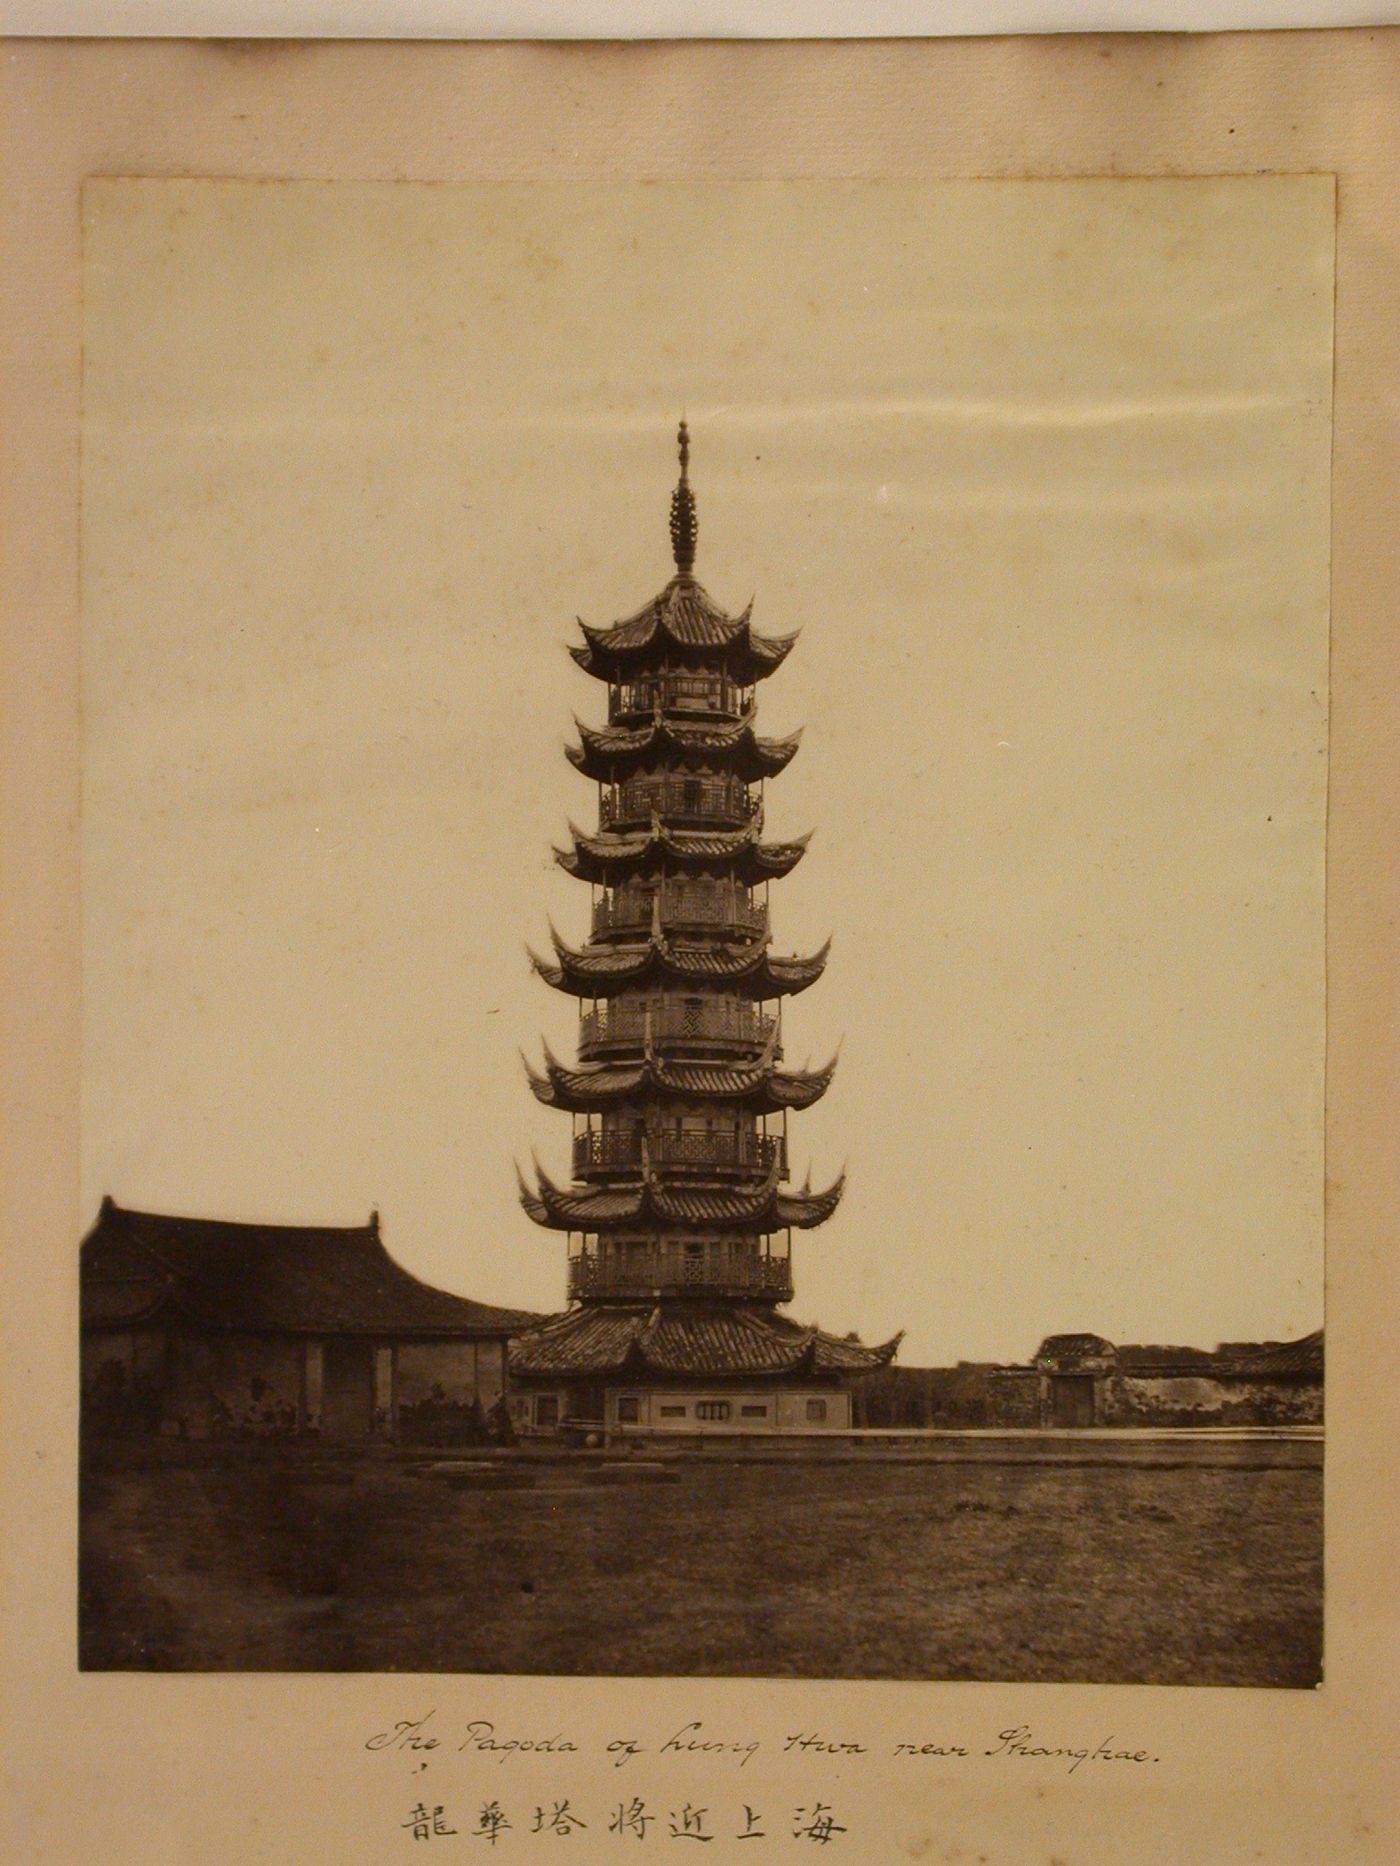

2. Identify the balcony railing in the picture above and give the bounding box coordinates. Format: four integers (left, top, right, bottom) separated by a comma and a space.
578, 1001, 777, 1058
567, 1249, 793, 1303
572, 1127, 785, 1177
592, 881, 767, 941
609, 674, 749, 721
600, 774, 754, 829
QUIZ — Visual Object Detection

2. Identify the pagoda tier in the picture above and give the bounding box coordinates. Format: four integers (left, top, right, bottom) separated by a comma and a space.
523, 1038, 838, 1114
568, 584, 798, 686
510, 1301, 902, 1380
518, 1156, 845, 1232
566, 712, 802, 783
528, 926, 829, 1000
555, 814, 811, 884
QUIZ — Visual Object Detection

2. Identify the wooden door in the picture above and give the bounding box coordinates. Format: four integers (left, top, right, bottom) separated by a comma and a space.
1050, 1374, 1096, 1427
320, 1337, 374, 1439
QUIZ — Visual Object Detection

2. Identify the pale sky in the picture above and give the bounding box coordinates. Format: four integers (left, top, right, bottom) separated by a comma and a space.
81, 177, 1332, 1365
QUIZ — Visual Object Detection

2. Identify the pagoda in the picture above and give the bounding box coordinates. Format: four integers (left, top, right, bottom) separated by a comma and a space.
508, 424, 900, 1438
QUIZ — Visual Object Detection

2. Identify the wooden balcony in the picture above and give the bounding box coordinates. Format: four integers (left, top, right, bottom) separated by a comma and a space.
591, 881, 767, 941
609, 674, 750, 722
600, 774, 754, 830
577, 1000, 777, 1060
567, 1249, 793, 1303
572, 1127, 785, 1178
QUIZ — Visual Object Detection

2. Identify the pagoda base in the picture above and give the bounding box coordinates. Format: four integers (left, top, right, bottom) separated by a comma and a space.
509, 1379, 853, 1439
506, 1299, 901, 1439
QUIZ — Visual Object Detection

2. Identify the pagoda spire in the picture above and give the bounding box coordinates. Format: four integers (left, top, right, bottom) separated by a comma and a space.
668, 418, 697, 577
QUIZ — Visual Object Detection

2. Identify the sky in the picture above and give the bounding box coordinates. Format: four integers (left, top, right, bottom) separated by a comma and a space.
81, 176, 1333, 1365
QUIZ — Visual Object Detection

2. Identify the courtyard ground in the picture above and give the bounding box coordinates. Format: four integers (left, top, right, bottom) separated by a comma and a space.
79, 1436, 1322, 1685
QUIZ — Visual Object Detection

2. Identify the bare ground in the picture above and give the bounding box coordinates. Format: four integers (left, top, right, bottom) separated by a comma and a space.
78, 1442, 1322, 1685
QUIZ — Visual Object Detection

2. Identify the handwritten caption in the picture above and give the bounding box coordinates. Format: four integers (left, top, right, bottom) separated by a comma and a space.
369, 1714, 1159, 1844
399, 1798, 847, 1846
366, 1713, 1159, 1777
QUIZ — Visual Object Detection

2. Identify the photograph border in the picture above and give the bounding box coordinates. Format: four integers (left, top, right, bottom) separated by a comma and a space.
3, 30, 1398, 1865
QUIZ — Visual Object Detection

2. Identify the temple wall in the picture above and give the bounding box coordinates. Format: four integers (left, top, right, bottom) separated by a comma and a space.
853, 1363, 1038, 1428
1102, 1373, 1322, 1426
397, 1341, 477, 1408
83, 1328, 517, 1440
845, 1363, 1320, 1428
619, 1387, 850, 1432
177, 1333, 305, 1438
986, 1370, 1041, 1427
81, 1328, 168, 1433
505, 1385, 853, 1434
771, 1388, 851, 1431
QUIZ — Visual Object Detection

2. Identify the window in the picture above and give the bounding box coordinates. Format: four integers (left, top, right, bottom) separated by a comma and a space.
805, 1399, 828, 1423
616, 1396, 640, 1423
740, 1404, 769, 1418
534, 1395, 559, 1428
696, 1400, 732, 1422
659, 1403, 687, 1418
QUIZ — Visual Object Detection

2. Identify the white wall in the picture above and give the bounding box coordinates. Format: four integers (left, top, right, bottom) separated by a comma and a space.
609, 1387, 851, 1432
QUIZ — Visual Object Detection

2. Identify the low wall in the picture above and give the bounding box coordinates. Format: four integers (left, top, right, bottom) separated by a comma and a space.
1102, 1373, 1323, 1426
855, 1363, 1039, 1428
855, 1362, 1324, 1429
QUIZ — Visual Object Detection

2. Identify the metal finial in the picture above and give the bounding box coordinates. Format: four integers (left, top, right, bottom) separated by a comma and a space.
669, 418, 697, 577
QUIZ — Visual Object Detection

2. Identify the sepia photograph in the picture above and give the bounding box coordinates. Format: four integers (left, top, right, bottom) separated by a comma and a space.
77, 174, 1331, 1686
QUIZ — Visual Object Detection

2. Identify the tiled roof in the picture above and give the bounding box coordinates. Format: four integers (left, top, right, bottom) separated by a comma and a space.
1036, 1332, 1115, 1358
1036, 1330, 1325, 1378
568, 577, 799, 684
556, 817, 811, 884
509, 1299, 902, 1379
593, 579, 756, 649
81, 1199, 541, 1337
1230, 1330, 1323, 1377
509, 1304, 647, 1376
518, 1158, 845, 1233
567, 714, 802, 783
528, 926, 830, 1000
523, 1041, 837, 1114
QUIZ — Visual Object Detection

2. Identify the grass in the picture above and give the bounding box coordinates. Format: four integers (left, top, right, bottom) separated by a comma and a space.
79, 1445, 1322, 1684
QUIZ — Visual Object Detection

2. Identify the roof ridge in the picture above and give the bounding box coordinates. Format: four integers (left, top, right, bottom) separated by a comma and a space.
93, 1198, 376, 1238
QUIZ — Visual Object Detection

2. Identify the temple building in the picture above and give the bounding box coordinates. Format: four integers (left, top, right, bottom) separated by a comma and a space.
81, 1198, 540, 1441
508, 424, 900, 1436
